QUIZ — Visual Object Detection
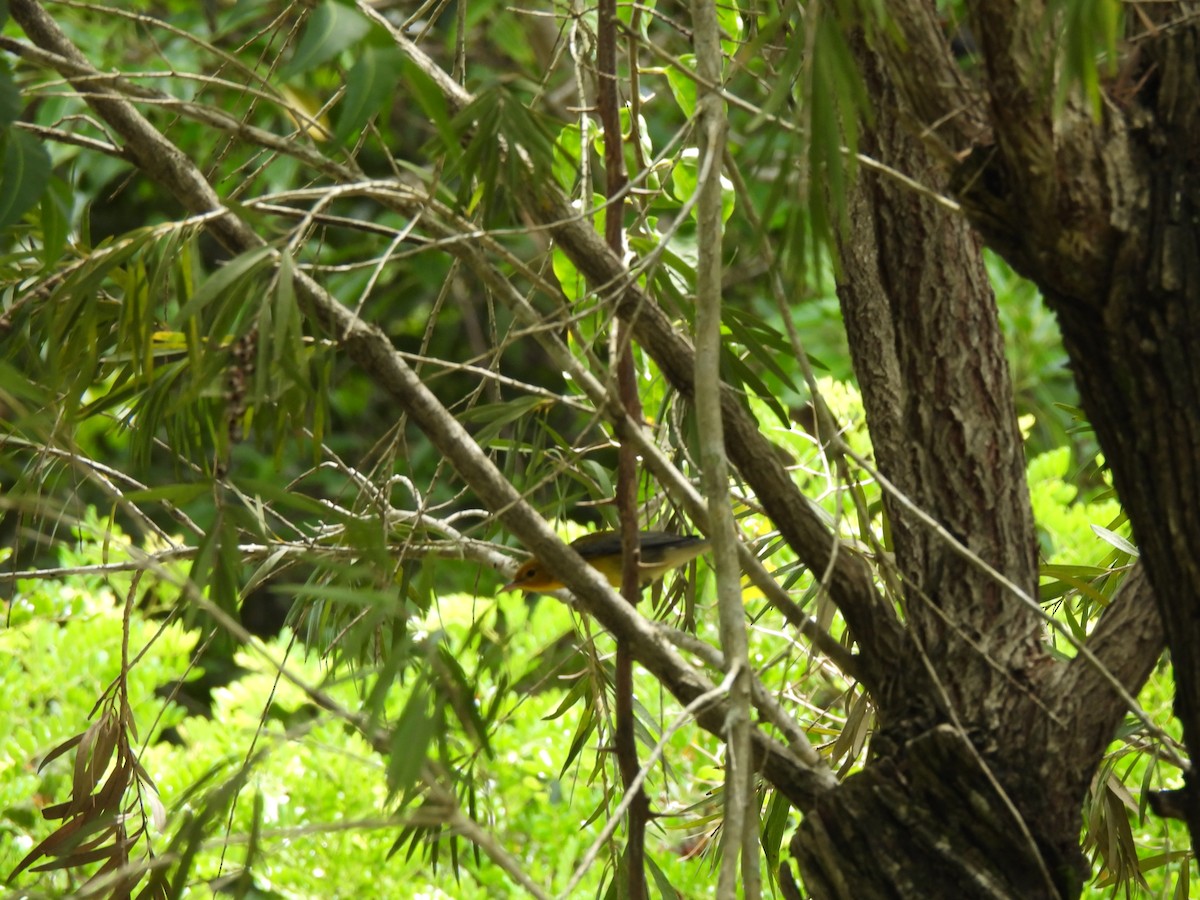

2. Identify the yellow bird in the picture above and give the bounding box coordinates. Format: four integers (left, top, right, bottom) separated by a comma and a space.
502, 530, 710, 593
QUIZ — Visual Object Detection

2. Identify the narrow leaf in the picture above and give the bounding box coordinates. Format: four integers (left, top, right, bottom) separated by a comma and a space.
1091, 523, 1138, 557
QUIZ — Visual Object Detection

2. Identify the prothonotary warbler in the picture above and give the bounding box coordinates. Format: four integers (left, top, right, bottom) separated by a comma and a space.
502, 530, 710, 593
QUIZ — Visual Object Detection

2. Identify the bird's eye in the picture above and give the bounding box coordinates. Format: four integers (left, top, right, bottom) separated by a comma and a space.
525, 567, 538, 578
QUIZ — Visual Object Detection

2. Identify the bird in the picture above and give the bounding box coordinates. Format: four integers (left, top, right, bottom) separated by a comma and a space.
501, 530, 710, 593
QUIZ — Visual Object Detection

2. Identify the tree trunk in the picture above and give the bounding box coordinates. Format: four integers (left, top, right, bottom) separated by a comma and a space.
793, 727, 1082, 899
785, 11, 1176, 895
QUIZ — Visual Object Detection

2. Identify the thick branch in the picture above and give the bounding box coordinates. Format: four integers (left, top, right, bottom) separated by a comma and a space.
837, 29, 1044, 731
1052, 564, 1163, 786
875, 0, 988, 156
949, 7, 1200, 838
964, 0, 1055, 210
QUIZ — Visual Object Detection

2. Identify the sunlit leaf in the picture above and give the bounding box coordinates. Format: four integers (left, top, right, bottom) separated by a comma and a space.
1091, 523, 1138, 557
666, 54, 698, 119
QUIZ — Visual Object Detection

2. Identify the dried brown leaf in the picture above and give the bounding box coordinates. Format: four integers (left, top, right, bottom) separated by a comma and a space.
89, 715, 121, 788
30, 840, 120, 873
70, 822, 121, 855
8, 814, 87, 880
72, 720, 103, 802
93, 756, 134, 815
37, 731, 83, 773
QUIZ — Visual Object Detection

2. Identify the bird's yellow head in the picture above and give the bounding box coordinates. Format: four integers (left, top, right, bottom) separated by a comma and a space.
501, 558, 568, 593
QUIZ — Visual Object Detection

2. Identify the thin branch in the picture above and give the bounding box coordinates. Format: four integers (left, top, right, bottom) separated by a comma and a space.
341, 9, 931, 701
308, 180, 857, 682
689, 0, 756, 895
558, 667, 740, 899
661, 625, 825, 767
2, 32, 360, 185
628, 30, 964, 211
595, 0, 650, 892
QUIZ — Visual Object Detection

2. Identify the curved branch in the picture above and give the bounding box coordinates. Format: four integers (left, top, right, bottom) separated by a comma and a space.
1053, 563, 1166, 790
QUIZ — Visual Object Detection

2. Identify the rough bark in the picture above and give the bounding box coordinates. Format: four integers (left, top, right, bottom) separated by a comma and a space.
837, 36, 1044, 737
787, 22, 1076, 897
951, 5, 1200, 835
795, 726, 1070, 899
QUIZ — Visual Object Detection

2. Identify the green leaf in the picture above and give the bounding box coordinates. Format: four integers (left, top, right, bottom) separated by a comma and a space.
617, 106, 654, 178
1040, 564, 1109, 580
403, 57, 456, 159
1038, 568, 1113, 607
258, 247, 307, 406
1054, 0, 1121, 116
552, 122, 588, 192
188, 504, 242, 620
122, 483, 212, 506
646, 856, 679, 898
236, 476, 355, 523
170, 244, 273, 329
448, 86, 559, 219
460, 395, 552, 447
722, 345, 789, 426
436, 644, 492, 757
334, 44, 404, 144
761, 787, 791, 880
807, 11, 870, 253
722, 305, 800, 393
0, 128, 51, 230
559, 705, 597, 777
717, 0, 743, 59
552, 194, 606, 301
387, 682, 435, 801
0, 59, 18, 128
665, 54, 698, 119
39, 175, 72, 269
0, 356, 44, 403
617, 0, 653, 36
1173, 855, 1189, 900
280, 0, 371, 80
